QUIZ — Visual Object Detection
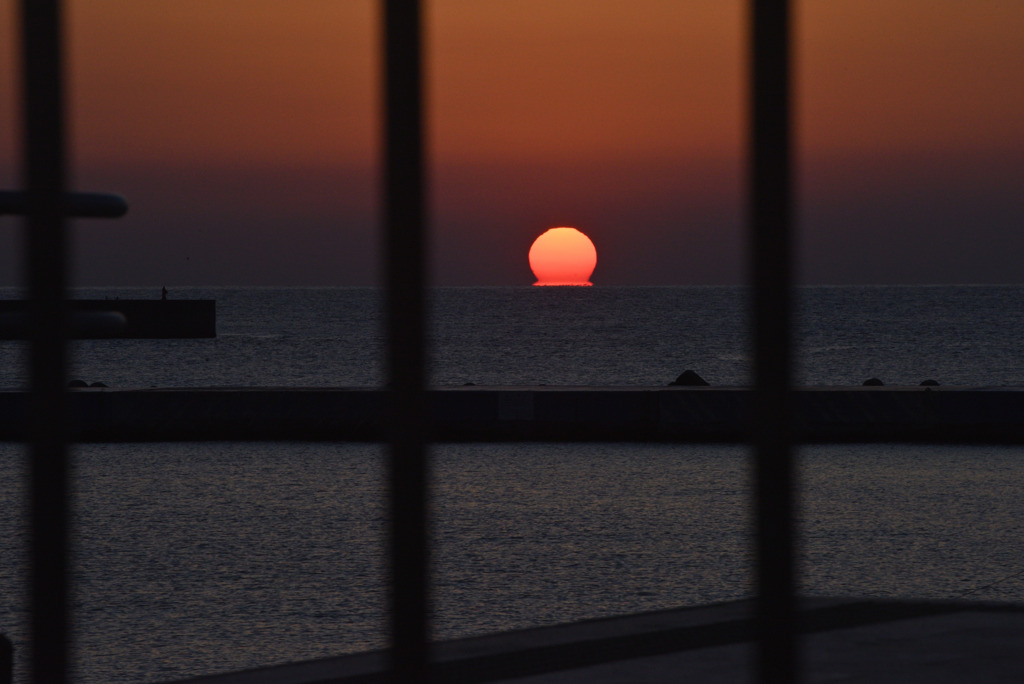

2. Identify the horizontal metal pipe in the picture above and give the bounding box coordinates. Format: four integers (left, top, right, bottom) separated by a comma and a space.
0, 190, 127, 218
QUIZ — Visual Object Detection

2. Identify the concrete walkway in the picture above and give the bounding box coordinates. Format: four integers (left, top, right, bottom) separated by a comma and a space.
170, 598, 1024, 683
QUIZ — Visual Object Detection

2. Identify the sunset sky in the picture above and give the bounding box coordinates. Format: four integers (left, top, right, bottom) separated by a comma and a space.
1, 1, 1022, 286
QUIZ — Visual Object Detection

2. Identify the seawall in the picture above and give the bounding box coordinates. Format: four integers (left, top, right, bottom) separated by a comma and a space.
1, 386, 1023, 443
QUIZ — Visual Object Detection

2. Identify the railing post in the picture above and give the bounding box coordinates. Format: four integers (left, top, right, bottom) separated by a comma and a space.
1, 634, 12, 684
750, 0, 797, 682
19, 1, 72, 683
382, 0, 430, 682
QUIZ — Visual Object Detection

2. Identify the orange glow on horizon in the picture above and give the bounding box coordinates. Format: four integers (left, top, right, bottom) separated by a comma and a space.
529, 227, 597, 286
1, 1, 1015, 171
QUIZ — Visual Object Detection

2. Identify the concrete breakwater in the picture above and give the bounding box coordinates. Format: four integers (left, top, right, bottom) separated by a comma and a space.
1, 386, 1023, 443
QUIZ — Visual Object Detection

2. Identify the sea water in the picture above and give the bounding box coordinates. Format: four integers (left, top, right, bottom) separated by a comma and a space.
1, 284, 1022, 389
1, 286, 1023, 682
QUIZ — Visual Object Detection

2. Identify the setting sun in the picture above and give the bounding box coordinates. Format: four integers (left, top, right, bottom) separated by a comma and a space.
529, 227, 597, 286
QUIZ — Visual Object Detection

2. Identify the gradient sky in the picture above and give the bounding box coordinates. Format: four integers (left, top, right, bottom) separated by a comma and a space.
1, 1, 1022, 286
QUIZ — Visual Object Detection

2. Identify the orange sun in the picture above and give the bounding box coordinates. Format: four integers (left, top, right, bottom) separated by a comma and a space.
528, 227, 597, 286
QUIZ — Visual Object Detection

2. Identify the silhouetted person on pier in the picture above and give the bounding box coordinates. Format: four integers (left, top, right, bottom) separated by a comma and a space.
161, 286, 168, 301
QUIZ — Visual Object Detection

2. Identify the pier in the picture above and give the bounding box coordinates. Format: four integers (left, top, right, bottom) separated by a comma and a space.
0, 299, 216, 339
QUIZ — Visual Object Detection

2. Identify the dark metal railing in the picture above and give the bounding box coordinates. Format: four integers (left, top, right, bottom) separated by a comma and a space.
19, 1, 72, 683
383, 1, 430, 681
750, 1, 797, 681
15, 1, 797, 683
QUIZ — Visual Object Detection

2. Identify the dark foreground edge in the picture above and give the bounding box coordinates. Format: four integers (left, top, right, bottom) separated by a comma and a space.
162, 598, 1024, 684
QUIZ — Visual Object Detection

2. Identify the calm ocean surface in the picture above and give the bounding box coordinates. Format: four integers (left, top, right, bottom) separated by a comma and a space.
1, 286, 1023, 682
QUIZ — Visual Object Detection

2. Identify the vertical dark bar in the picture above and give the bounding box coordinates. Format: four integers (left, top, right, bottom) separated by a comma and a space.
19, 1, 71, 683
750, 1, 796, 683
1, 634, 12, 684
382, 1, 429, 682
